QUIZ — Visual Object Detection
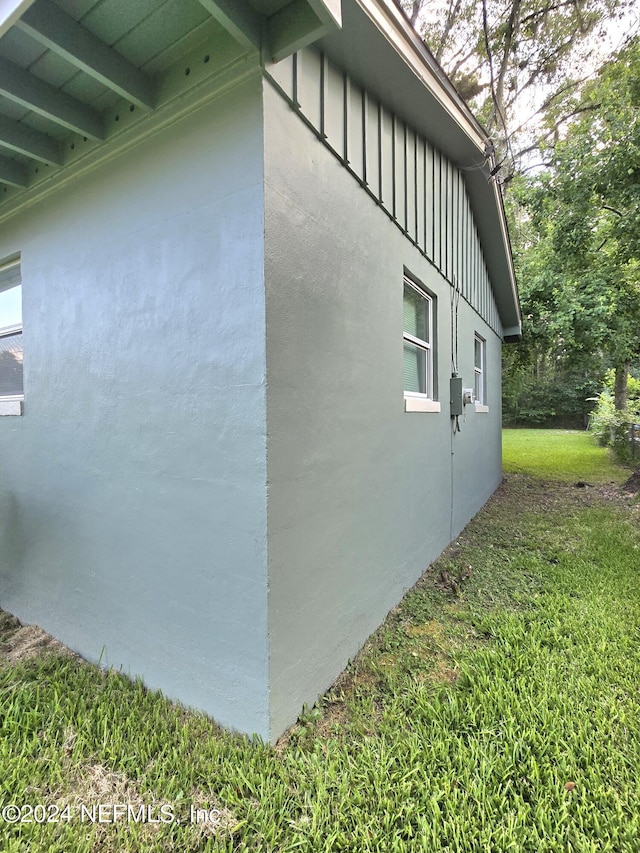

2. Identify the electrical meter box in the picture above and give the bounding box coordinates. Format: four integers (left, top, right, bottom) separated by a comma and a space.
450, 376, 463, 416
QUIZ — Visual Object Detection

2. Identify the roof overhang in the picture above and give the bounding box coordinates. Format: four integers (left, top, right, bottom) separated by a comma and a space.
0, 0, 37, 39
199, 0, 342, 61
0, 0, 342, 220
316, 0, 521, 338
0, 0, 519, 337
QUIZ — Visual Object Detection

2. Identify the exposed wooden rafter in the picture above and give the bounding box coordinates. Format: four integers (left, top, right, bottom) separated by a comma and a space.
196, 0, 342, 61
0, 114, 62, 164
269, 0, 339, 62
0, 56, 104, 139
0, 153, 28, 187
196, 0, 263, 53
0, 0, 344, 196
15, 0, 156, 109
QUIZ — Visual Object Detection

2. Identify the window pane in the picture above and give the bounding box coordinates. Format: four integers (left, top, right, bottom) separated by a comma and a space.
403, 340, 426, 393
403, 284, 428, 342
0, 331, 23, 396
474, 369, 482, 402
0, 259, 21, 293
474, 336, 482, 369
0, 284, 22, 329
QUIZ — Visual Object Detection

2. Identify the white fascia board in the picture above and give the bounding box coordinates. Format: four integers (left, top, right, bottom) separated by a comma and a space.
503, 325, 522, 341
0, 0, 36, 38
491, 177, 520, 332
355, 0, 487, 155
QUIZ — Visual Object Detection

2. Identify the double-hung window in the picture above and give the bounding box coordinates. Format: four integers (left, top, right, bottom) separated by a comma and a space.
403, 276, 439, 411
474, 333, 486, 409
0, 255, 23, 415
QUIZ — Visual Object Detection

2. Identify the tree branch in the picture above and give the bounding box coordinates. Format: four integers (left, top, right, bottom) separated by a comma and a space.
481, 0, 518, 173
450, 53, 483, 77
519, 161, 554, 174
408, 0, 423, 25
520, 1, 586, 27
495, 0, 522, 112
435, 0, 464, 63
554, 103, 602, 125
509, 74, 597, 137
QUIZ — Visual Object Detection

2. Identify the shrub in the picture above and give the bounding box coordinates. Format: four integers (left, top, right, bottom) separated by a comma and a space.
589, 389, 640, 464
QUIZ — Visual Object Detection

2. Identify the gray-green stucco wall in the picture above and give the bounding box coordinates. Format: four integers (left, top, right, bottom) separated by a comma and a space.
0, 78, 270, 737
264, 82, 503, 738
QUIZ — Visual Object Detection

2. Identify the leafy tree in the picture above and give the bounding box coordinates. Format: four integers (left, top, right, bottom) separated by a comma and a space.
400, 0, 635, 178
541, 37, 640, 405
502, 173, 609, 426
401, 3, 640, 426
504, 36, 640, 422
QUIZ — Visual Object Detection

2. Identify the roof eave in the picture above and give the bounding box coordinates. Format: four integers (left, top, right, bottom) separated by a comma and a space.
316, 0, 521, 337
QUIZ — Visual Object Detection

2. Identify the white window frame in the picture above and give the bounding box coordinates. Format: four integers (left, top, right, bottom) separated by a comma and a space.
474, 332, 488, 412
0, 255, 23, 415
403, 276, 440, 412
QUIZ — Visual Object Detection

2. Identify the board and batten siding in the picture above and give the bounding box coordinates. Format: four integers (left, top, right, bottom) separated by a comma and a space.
266, 47, 500, 335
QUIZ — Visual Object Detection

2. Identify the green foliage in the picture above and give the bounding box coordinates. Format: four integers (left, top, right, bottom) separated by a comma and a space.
501, 335, 603, 428
541, 39, 640, 371
502, 359, 599, 428
404, 6, 640, 432
590, 391, 621, 446
588, 371, 640, 462
501, 38, 640, 426
626, 372, 640, 405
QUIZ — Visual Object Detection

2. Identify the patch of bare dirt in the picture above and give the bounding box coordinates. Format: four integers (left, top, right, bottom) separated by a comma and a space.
29, 729, 238, 850
0, 620, 76, 664
428, 659, 460, 686
0, 610, 21, 635
436, 564, 473, 597
622, 469, 640, 494
52, 762, 238, 849
488, 473, 639, 515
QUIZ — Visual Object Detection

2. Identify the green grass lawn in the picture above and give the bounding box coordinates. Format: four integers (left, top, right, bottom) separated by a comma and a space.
1, 432, 639, 851
502, 428, 627, 483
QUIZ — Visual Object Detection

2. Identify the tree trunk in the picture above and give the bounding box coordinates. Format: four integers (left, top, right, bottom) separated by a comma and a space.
614, 361, 630, 411
408, 0, 423, 24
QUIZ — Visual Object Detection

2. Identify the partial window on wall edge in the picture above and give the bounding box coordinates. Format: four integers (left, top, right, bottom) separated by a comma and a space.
0, 255, 23, 408
474, 332, 486, 406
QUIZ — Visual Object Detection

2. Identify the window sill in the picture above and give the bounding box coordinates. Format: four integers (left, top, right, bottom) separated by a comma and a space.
405, 396, 441, 413
0, 400, 23, 416
474, 403, 489, 414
